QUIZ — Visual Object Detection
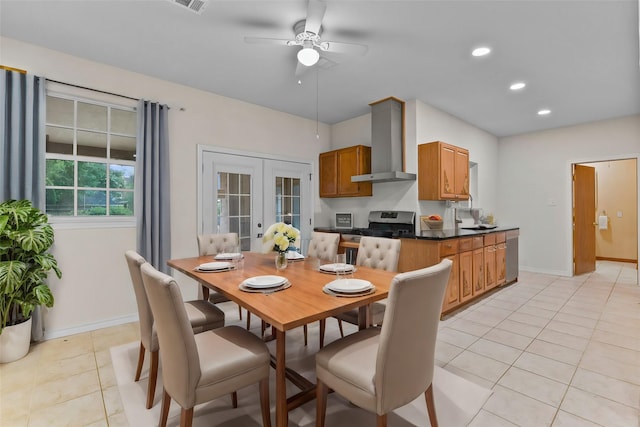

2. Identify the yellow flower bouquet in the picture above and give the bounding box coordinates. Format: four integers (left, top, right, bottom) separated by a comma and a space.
262, 222, 300, 253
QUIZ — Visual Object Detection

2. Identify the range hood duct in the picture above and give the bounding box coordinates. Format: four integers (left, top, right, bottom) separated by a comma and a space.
351, 97, 416, 183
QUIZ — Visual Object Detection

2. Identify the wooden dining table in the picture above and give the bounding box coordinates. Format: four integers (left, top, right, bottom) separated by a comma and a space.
167, 252, 397, 427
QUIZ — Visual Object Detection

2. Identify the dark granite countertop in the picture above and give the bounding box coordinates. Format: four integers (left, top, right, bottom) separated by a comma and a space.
314, 226, 519, 241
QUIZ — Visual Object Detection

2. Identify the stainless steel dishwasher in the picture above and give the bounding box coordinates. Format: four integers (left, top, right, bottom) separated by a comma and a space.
506, 229, 519, 284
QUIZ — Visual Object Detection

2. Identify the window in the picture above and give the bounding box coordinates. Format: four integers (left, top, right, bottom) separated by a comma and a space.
45, 94, 137, 219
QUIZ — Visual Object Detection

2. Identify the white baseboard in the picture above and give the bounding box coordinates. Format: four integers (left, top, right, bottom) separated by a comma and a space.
519, 266, 572, 277
43, 313, 139, 340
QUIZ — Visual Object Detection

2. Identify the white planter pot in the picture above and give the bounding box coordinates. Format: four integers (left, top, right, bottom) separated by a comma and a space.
0, 318, 32, 363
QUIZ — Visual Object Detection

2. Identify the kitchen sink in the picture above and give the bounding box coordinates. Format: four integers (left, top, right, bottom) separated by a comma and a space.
460, 224, 498, 230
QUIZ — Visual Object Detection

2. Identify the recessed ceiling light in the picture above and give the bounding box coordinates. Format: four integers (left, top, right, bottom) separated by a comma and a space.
538, 109, 551, 116
472, 46, 491, 57
510, 82, 526, 91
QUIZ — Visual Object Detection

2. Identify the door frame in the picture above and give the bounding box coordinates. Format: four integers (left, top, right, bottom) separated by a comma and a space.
196, 144, 315, 239
568, 152, 639, 279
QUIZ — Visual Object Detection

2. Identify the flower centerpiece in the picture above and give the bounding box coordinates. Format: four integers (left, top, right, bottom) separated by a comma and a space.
262, 222, 300, 270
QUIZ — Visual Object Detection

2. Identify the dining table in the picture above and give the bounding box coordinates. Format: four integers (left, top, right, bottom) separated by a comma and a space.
167, 251, 397, 427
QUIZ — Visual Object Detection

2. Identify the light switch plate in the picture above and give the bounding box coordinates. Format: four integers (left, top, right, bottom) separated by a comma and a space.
617, 211, 623, 218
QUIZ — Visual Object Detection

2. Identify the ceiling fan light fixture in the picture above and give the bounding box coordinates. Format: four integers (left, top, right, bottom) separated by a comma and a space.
298, 46, 320, 66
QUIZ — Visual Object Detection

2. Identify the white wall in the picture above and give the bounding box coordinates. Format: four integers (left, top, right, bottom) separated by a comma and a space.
324, 99, 500, 231
1, 37, 331, 338
498, 115, 640, 276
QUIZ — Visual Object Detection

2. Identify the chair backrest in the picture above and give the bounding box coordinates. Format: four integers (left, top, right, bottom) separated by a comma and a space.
140, 262, 201, 409
374, 259, 452, 414
355, 236, 402, 272
307, 232, 340, 261
197, 233, 239, 256
124, 250, 157, 351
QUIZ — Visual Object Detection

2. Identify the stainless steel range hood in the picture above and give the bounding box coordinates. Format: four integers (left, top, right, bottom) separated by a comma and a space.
351, 97, 416, 183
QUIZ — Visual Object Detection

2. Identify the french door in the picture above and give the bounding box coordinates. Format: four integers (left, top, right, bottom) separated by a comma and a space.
199, 148, 312, 252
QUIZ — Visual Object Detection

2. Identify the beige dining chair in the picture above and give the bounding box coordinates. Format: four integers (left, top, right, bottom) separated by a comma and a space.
319, 236, 401, 347
140, 262, 272, 427
197, 233, 248, 326
125, 250, 226, 409
315, 259, 452, 427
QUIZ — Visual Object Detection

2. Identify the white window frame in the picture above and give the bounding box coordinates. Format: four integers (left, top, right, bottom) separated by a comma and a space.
45, 90, 137, 229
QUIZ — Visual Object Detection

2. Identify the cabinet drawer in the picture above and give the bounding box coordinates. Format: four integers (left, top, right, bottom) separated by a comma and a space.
495, 232, 506, 243
439, 239, 459, 256
459, 237, 473, 252
472, 236, 484, 249
484, 233, 496, 246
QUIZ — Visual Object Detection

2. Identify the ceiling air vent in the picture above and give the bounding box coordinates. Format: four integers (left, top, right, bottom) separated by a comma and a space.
168, 0, 207, 14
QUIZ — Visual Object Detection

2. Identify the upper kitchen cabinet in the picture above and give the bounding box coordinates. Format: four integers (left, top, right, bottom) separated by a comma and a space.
319, 145, 372, 198
418, 141, 469, 200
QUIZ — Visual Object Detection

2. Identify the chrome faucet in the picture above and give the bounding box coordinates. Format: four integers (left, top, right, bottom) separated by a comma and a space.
453, 207, 462, 229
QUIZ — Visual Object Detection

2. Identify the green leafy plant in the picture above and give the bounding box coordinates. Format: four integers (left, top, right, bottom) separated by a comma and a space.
0, 199, 61, 334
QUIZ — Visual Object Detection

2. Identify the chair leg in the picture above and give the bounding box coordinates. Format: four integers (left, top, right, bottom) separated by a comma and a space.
231, 391, 238, 408
134, 342, 145, 381
259, 377, 272, 427
319, 319, 326, 348
337, 319, 344, 337
425, 384, 438, 427
316, 379, 329, 427
146, 349, 159, 409
247, 311, 252, 330
180, 407, 194, 427
376, 414, 387, 427
303, 324, 308, 346
159, 389, 171, 427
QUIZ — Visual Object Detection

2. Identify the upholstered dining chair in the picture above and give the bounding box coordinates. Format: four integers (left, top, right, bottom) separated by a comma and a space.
140, 262, 272, 427
315, 259, 452, 427
125, 250, 226, 409
197, 233, 247, 326
319, 236, 401, 347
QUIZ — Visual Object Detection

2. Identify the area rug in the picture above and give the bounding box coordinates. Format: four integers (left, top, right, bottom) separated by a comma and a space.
111, 311, 491, 426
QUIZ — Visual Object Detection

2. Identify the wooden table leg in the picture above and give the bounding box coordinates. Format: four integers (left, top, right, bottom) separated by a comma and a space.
358, 306, 368, 330
201, 284, 210, 300
275, 328, 288, 427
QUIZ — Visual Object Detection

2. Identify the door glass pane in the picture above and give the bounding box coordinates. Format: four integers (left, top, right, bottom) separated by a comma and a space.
217, 172, 251, 248
274, 176, 301, 227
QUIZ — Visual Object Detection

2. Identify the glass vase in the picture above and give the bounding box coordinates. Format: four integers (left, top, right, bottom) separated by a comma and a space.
275, 252, 287, 271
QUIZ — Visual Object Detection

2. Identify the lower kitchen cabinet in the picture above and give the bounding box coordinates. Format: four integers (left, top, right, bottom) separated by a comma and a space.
398, 230, 515, 316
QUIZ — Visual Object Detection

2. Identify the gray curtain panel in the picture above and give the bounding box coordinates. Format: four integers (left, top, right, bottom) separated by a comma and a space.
0, 70, 46, 207
0, 69, 47, 341
136, 100, 171, 273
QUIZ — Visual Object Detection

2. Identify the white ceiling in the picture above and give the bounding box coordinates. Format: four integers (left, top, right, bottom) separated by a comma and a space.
1, 0, 639, 137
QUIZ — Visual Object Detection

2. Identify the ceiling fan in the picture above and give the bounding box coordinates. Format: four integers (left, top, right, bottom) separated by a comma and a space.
243, 0, 368, 78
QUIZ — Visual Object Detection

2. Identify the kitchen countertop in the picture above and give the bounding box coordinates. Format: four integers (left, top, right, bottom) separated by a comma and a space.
416, 225, 519, 240
314, 226, 519, 241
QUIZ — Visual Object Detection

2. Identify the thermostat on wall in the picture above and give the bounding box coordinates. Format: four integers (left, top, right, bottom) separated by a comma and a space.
335, 213, 353, 229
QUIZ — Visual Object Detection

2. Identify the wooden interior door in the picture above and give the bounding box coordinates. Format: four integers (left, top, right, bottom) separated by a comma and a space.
573, 164, 597, 275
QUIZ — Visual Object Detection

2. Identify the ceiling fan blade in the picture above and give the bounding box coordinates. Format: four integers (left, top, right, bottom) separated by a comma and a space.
304, 0, 326, 35
322, 41, 368, 56
244, 36, 293, 47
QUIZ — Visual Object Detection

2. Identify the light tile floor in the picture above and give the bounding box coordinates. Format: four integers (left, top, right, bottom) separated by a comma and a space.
1, 261, 638, 426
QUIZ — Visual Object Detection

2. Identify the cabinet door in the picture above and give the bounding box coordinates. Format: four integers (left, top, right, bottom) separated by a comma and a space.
484, 245, 497, 290
441, 254, 460, 312
454, 148, 469, 198
440, 144, 456, 199
472, 248, 484, 295
459, 250, 473, 303
337, 146, 372, 197
319, 151, 337, 197
496, 242, 506, 285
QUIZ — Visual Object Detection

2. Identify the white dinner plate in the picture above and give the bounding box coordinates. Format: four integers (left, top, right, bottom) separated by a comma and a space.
215, 253, 243, 260
319, 263, 355, 273
326, 278, 373, 294
243, 275, 288, 289
286, 251, 305, 260
197, 261, 233, 271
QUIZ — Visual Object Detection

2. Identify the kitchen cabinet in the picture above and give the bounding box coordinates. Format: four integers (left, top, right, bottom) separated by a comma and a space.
418, 141, 469, 200
398, 229, 516, 316
319, 145, 372, 198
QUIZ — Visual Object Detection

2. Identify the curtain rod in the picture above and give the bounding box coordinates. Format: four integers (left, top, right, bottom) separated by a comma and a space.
46, 78, 139, 102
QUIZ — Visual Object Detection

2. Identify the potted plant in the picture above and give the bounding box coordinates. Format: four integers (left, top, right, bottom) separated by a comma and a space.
0, 199, 61, 363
